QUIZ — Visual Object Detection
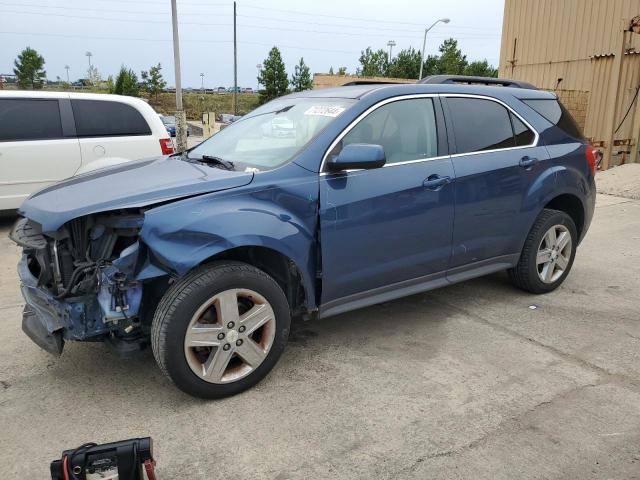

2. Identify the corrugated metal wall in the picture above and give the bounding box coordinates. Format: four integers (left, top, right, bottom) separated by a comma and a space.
499, 0, 640, 163
499, 0, 640, 90
585, 53, 640, 142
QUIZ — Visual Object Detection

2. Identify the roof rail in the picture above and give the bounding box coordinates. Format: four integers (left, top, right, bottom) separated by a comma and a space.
341, 80, 406, 86
418, 75, 538, 90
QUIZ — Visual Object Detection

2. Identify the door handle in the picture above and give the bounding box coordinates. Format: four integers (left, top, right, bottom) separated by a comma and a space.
423, 175, 451, 191
519, 156, 539, 168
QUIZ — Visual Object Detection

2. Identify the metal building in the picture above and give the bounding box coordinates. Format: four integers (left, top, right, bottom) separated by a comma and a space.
499, 0, 640, 168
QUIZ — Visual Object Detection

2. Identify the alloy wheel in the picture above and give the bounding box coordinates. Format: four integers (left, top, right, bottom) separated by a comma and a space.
536, 224, 572, 284
184, 288, 276, 384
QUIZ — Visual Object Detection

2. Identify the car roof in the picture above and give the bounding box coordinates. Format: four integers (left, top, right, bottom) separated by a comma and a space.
281, 83, 555, 101
0, 90, 153, 105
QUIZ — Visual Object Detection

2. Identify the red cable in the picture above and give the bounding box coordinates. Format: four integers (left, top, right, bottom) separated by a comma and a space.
62, 456, 70, 480
144, 459, 157, 480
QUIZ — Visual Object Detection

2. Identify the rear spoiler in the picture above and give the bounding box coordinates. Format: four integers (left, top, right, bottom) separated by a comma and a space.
418, 75, 538, 90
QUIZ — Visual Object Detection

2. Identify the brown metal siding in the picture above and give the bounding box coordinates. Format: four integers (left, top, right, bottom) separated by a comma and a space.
500, 0, 640, 165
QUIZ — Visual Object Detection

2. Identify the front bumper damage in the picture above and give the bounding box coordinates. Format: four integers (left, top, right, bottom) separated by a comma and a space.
18, 253, 145, 355
13, 216, 154, 356
19, 256, 66, 355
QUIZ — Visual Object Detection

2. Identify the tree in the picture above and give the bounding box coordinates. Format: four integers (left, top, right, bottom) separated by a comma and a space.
87, 65, 102, 86
387, 47, 422, 79
258, 47, 289, 103
463, 60, 498, 78
141, 63, 167, 100
13, 47, 46, 89
114, 66, 139, 96
290, 57, 312, 92
359, 47, 388, 77
337, 67, 348, 75
436, 38, 468, 75
328, 66, 334, 75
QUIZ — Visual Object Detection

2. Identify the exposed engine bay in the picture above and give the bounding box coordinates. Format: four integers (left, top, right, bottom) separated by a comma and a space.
12, 211, 163, 356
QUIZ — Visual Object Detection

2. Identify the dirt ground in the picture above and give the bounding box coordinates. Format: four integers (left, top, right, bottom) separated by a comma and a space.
1, 193, 639, 479
596, 163, 640, 200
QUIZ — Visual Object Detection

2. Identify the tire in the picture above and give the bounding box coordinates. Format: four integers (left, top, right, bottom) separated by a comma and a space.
508, 209, 578, 294
151, 261, 291, 398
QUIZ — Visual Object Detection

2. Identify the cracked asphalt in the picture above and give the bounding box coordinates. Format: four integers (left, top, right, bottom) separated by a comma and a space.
0, 193, 639, 479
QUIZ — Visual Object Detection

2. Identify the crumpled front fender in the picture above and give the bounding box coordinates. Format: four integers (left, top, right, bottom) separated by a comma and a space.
136, 177, 319, 309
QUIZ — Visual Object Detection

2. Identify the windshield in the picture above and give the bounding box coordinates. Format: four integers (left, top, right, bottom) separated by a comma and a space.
162, 116, 176, 125
188, 97, 355, 171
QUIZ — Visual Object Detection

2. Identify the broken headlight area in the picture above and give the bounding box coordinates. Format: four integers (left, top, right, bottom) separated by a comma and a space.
12, 212, 157, 355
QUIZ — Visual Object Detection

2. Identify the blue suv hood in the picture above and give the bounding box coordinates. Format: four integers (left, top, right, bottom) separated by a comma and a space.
20, 156, 254, 232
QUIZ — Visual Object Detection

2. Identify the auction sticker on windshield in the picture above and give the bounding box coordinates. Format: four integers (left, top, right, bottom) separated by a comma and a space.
304, 105, 346, 117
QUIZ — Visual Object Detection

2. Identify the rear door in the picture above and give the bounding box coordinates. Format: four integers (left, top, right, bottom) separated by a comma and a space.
0, 97, 81, 209
319, 96, 455, 308
71, 99, 159, 167
442, 95, 549, 270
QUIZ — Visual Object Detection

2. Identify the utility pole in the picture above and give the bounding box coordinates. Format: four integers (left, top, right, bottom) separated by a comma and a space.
419, 18, 450, 80
233, 1, 238, 115
387, 40, 396, 63
256, 63, 262, 90
171, 0, 187, 152
200, 72, 205, 92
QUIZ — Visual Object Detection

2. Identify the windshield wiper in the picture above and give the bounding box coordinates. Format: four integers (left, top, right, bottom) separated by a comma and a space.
197, 155, 235, 171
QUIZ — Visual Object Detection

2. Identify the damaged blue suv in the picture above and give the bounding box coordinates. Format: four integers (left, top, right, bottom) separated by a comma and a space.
11, 77, 596, 398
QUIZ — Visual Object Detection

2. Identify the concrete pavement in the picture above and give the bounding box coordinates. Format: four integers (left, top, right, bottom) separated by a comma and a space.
0, 194, 638, 479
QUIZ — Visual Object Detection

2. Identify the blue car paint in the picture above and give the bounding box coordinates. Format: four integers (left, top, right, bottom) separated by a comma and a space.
138, 162, 320, 307
15, 83, 597, 346
20, 156, 254, 233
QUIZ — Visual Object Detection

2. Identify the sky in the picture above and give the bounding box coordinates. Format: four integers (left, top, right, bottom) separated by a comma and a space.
1, 0, 505, 89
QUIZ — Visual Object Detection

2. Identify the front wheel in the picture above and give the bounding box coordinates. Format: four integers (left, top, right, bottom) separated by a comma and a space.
508, 209, 577, 294
151, 262, 291, 398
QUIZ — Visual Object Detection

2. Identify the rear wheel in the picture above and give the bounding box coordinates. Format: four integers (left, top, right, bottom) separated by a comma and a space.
151, 262, 290, 398
508, 209, 577, 294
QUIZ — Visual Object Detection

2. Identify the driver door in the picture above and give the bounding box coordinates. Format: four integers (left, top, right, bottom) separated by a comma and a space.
319, 96, 455, 314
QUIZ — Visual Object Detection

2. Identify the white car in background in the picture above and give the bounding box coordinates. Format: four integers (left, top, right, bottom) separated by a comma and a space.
0, 91, 172, 210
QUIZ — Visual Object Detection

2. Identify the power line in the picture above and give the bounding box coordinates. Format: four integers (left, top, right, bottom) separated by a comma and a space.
1, 2, 499, 33
0, 1, 168, 15
238, 3, 496, 29
0, 30, 361, 55
2, 9, 499, 40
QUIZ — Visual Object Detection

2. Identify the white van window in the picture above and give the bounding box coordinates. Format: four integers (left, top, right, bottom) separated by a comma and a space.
0, 99, 63, 141
71, 100, 151, 137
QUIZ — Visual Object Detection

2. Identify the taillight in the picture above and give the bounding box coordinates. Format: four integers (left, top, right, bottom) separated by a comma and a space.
585, 146, 597, 175
159, 138, 174, 155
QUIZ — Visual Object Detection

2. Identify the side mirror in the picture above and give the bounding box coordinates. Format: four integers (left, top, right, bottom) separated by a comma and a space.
326, 143, 386, 171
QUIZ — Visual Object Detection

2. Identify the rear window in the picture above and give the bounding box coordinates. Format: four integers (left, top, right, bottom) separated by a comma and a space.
522, 99, 584, 140
0, 99, 63, 141
71, 99, 151, 137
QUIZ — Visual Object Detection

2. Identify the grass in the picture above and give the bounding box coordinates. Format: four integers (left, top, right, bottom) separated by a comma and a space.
2, 84, 261, 120
149, 92, 260, 119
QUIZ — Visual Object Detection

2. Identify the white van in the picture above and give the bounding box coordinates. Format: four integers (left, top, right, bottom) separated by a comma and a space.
0, 91, 173, 210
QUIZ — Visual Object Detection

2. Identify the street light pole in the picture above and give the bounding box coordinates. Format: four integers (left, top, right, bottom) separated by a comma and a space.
387, 40, 396, 63
85, 51, 92, 69
65, 65, 70, 84
419, 18, 450, 80
171, 0, 187, 152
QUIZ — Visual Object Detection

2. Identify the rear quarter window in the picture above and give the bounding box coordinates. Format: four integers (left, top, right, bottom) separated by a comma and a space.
522, 99, 584, 140
71, 99, 151, 137
0, 99, 63, 141
447, 97, 517, 154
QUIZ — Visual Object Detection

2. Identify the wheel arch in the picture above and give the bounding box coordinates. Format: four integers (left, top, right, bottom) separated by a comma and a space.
200, 245, 310, 317
543, 193, 585, 239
